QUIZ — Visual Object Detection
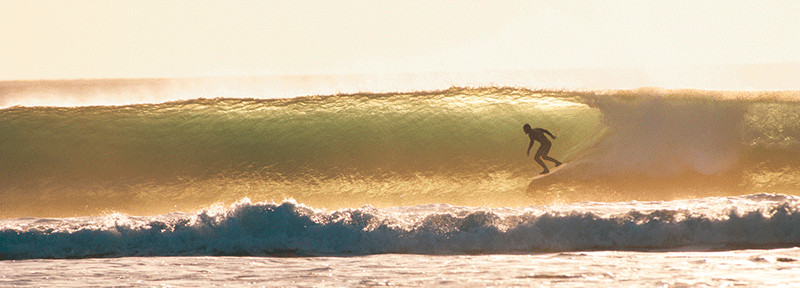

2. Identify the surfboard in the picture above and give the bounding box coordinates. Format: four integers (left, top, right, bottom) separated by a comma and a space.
529, 163, 567, 181
527, 163, 568, 194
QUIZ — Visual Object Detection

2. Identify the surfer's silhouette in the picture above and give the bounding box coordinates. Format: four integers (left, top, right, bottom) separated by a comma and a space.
523, 124, 562, 174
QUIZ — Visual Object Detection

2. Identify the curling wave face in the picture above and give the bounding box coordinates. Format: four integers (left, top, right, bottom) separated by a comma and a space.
1, 87, 799, 217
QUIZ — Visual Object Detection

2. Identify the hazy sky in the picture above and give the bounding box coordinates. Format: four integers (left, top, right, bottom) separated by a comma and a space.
2, 0, 799, 81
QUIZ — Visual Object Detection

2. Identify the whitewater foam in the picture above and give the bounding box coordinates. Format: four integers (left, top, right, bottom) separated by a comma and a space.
2, 195, 799, 260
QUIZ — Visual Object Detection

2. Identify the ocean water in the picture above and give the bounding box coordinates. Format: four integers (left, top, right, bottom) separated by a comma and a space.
2, 79, 800, 286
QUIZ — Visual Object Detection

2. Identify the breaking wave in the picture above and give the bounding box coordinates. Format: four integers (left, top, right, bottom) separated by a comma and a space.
2, 194, 800, 260
1, 86, 799, 217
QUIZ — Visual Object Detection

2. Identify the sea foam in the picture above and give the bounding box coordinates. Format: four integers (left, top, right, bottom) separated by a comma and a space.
3, 195, 799, 260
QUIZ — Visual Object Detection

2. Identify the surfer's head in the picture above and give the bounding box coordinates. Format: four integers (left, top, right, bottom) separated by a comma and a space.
523, 124, 532, 134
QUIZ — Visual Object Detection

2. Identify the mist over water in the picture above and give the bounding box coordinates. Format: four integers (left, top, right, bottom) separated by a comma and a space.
2, 80, 799, 218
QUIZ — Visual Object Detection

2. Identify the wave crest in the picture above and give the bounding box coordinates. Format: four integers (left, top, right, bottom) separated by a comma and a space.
3, 196, 800, 260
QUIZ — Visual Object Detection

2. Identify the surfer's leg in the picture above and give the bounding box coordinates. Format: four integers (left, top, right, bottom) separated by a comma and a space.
543, 156, 562, 167
535, 144, 556, 171
535, 143, 550, 159
534, 156, 549, 174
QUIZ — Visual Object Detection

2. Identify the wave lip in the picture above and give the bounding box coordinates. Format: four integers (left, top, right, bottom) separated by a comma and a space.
2, 196, 799, 260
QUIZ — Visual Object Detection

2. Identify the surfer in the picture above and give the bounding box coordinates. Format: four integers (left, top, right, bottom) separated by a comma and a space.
523, 124, 562, 174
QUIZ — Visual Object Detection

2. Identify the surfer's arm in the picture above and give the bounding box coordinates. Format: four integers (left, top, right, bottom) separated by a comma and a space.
527, 140, 534, 156
543, 129, 556, 139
